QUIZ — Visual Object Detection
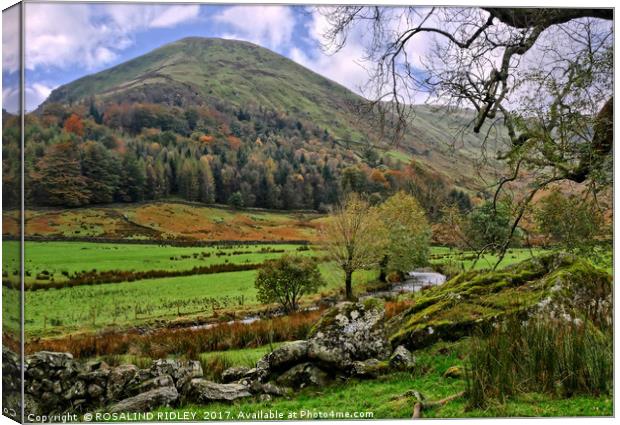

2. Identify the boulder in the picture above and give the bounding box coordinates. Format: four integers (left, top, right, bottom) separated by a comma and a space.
264, 340, 309, 372
387, 254, 612, 350
275, 363, 330, 389
181, 379, 252, 404
26, 351, 74, 370
126, 374, 175, 397
108, 386, 178, 413
106, 364, 139, 401
389, 345, 415, 370
249, 381, 291, 397
150, 359, 203, 390
307, 298, 391, 371
350, 359, 390, 378
221, 366, 251, 384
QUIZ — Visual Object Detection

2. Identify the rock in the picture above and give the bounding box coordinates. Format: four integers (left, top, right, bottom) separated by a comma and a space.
108, 387, 179, 413
126, 374, 175, 397
249, 381, 290, 397
182, 379, 252, 404
221, 366, 251, 383
150, 359, 203, 390
387, 254, 612, 350
265, 340, 309, 372
106, 364, 139, 401
389, 345, 415, 370
350, 359, 389, 378
87, 383, 104, 399
26, 351, 74, 370
63, 380, 87, 400
307, 299, 391, 371
259, 394, 272, 402
275, 363, 329, 389
443, 366, 463, 379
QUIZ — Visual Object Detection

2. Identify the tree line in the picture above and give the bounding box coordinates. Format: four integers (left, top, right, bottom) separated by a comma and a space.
3, 100, 473, 216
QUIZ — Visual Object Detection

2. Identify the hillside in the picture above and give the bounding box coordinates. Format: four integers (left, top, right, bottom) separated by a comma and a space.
41, 37, 504, 192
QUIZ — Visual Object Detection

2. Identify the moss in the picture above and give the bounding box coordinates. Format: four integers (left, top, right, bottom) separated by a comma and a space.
387, 253, 611, 350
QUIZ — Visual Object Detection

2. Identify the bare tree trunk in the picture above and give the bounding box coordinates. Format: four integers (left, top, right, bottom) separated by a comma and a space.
345, 270, 353, 300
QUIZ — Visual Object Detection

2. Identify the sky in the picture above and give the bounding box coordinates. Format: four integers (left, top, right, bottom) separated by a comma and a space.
2, 3, 411, 113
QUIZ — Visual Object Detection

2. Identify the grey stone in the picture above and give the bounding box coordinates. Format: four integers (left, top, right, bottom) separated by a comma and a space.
126, 374, 175, 397
108, 387, 179, 413
275, 363, 329, 389
307, 299, 390, 371
265, 341, 309, 371
389, 345, 415, 370
106, 364, 139, 401
221, 366, 251, 383
182, 379, 251, 404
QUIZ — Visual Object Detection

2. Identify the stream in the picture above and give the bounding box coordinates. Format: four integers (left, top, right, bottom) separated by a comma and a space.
182, 272, 447, 331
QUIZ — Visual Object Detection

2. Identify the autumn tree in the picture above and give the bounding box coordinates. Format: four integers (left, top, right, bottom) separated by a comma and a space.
63, 113, 84, 137
255, 255, 325, 313
379, 192, 431, 279
30, 141, 90, 207
321, 193, 387, 300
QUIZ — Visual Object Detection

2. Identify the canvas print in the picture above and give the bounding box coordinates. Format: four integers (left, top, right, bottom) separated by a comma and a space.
1, 2, 614, 422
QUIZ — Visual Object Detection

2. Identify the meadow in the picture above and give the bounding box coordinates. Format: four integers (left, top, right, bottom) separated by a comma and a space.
3, 241, 310, 285
14, 239, 545, 339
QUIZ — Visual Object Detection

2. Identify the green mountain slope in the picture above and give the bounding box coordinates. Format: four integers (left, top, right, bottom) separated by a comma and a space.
45, 37, 365, 139
42, 37, 505, 191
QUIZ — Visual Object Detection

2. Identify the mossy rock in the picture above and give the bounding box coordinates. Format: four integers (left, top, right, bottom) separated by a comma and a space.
387, 253, 611, 350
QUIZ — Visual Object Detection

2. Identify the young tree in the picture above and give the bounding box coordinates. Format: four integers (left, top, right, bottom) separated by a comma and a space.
465, 201, 513, 253
321, 193, 387, 300
228, 191, 244, 209
535, 190, 606, 255
379, 192, 431, 279
255, 255, 325, 313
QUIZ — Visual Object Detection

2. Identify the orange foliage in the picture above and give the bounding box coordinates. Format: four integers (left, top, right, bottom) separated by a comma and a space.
200, 135, 215, 144
63, 113, 84, 136
227, 135, 242, 150
370, 169, 388, 187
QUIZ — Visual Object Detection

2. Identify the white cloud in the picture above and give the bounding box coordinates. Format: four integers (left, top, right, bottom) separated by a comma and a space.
213, 6, 295, 49
150, 5, 200, 28
2, 5, 20, 74
2, 84, 19, 113
22, 3, 200, 72
25, 82, 55, 111
287, 9, 370, 95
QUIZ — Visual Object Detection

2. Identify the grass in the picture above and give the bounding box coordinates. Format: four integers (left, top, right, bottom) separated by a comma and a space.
465, 315, 613, 407
21, 259, 374, 338
13, 241, 601, 341
146, 339, 611, 420
6, 241, 310, 285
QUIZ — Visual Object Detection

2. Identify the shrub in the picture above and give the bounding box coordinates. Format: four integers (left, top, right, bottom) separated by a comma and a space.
465, 314, 612, 408
255, 255, 324, 312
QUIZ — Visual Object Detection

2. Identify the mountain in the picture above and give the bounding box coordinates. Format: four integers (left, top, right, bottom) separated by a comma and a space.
41, 37, 505, 193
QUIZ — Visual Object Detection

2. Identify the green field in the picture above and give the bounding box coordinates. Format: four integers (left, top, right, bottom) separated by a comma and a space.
11, 241, 554, 338
16, 243, 379, 337
4, 241, 312, 285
